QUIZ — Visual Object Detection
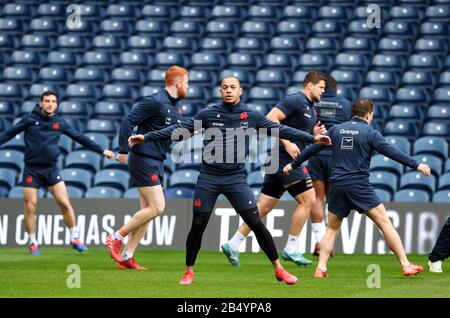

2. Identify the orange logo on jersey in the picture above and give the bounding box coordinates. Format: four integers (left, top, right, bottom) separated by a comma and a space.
52, 122, 60, 130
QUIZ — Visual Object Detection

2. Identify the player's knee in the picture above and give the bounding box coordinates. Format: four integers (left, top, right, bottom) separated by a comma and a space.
147, 202, 165, 216
24, 199, 37, 212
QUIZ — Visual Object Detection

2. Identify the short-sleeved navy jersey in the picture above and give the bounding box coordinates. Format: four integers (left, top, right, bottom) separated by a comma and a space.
275, 91, 317, 160
292, 117, 420, 186
118, 89, 182, 161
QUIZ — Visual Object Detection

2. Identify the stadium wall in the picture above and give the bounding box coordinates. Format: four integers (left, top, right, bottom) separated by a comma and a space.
0, 199, 448, 254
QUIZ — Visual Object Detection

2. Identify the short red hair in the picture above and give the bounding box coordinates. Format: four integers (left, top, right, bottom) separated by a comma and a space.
165, 65, 189, 86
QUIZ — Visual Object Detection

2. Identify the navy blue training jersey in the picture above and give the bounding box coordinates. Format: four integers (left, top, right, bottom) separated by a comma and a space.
275, 91, 317, 160
314, 90, 352, 156
0, 106, 104, 168
143, 101, 315, 175
292, 117, 420, 186
119, 89, 182, 161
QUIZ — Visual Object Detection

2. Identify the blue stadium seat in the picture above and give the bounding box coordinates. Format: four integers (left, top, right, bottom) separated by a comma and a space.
82, 51, 115, 69
85, 119, 117, 137
425, 5, 450, 22
10, 50, 41, 66
20, 101, 36, 115
58, 134, 72, 156
162, 36, 197, 53
241, 20, 274, 39
0, 101, 15, 119
414, 38, 448, 55
139, 86, 160, 97
383, 120, 419, 138
370, 154, 404, 176
422, 121, 450, 139
438, 172, 450, 190
118, 52, 150, 69
188, 70, 216, 87
180, 5, 209, 20
401, 71, 435, 88
170, 20, 203, 38
440, 72, 450, 86
127, 35, 159, 53
388, 104, 423, 121
282, 5, 316, 21
375, 188, 392, 202
154, 52, 186, 69
394, 189, 430, 202
46, 51, 78, 69
432, 190, 450, 203
135, 20, 168, 36
65, 150, 101, 173
2, 66, 35, 84
371, 53, 406, 71
365, 70, 400, 87
445, 158, 450, 173
369, 171, 398, 195
408, 54, 442, 71
383, 21, 417, 39
38, 67, 70, 84
0, 168, 16, 192
37, 3, 65, 18
110, 68, 142, 85
3, 3, 33, 19
85, 186, 122, 198
0, 18, 24, 34
359, 87, 394, 107
276, 20, 310, 39
378, 37, 412, 55
0, 35, 16, 52
248, 87, 281, 104
269, 36, 303, 53
255, 69, 288, 87
123, 187, 139, 199
93, 101, 126, 119
226, 52, 261, 70
73, 132, 109, 152
211, 5, 244, 21
234, 37, 267, 53
0, 150, 23, 173
248, 5, 280, 21
73, 67, 108, 84
91, 35, 123, 52
29, 17, 60, 34
342, 37, 376, 53
77, 4, 102, 20
419, 22, 449, 38
58, 101, 88, 118
400, 171, 436, 195
93, 169, 129, 192
306, 37, 339, 54
20, 34, 53, 52
101, 84, 134, 102
389, 6, 422, 21
9, 186, 45, 198
347, 20, 382, 38
65, 84, 96, 101
427, 105, 450, 122
330, 70, 363, 89
64, 186, 84, 198
413, 137, 448, 161
169, 170, 200, 189
29, 84, 62, 100
263, 53, 294, 69
334, 53, 369, 71
141, 5, 173, 20
318, 6, 350, 21
205, 20, 238, 38
60, 168, 92, 192
384, 136, 411, 155
105, 4, 136, 19
199, 37, 232, 53
297, 53, 332, 72
190, 52, 224, 70
433, 87, 450, 104
311, 20, 344, 38
411, 154, 443, 177
0, 84, 23, 103
165, 187, 195, 199
248, 171, 265, 187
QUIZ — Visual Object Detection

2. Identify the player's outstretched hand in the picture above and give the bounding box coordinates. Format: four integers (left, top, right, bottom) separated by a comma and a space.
103, 149, 114, 159
283, 163, 293, 175
115, 153, 128, 164
313, 135, 331, 145
128, 134, 145, 147
417, 163, 431, 176
313, 121, 327, 135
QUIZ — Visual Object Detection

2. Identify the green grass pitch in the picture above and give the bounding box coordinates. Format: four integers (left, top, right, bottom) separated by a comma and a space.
0, 247, 448, 298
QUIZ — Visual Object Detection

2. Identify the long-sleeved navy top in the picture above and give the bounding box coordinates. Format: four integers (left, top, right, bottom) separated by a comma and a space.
0, 106, 105, 168
275, 91, 317, 161
142, 101, 315, 175
313, 89, 352, 156
291, 117, 420, 186
118, 89, 182, 161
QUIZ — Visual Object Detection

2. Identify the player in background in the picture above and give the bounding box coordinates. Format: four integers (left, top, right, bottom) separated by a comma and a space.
284, 99, 429, 277
0, 91, 114, 255
308, 75, 352, 256
221, 71, 326, 267
106, 66, 188, 270
128, 76, 331, 284
428, 217, 450, 273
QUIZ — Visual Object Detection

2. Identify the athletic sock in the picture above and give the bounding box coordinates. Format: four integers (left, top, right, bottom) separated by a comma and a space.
69, 227, 79, 242
112, 231, 125, 242
228, 231, 246, 251
29, 233, 38, 246
312, 222, 326, 243
122, 250, 133, 261
284, 234, 299, 253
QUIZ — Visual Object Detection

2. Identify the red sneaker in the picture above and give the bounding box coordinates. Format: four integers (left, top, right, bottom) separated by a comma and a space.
313, 243, 334, 257
106, 234, 122, 263
275, 267, 298, 285
179, 270, 194, 285
314, 268, 328, 278
117, 257, 147, 270
402, 262, 424, 276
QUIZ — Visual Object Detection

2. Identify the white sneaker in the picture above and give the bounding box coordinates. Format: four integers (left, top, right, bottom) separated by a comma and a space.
428, 260, 443, 273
